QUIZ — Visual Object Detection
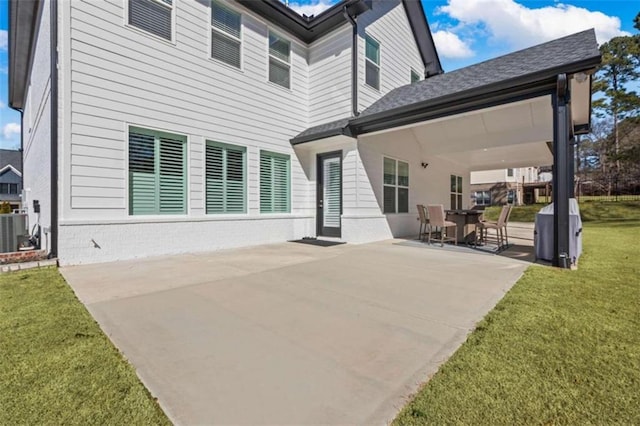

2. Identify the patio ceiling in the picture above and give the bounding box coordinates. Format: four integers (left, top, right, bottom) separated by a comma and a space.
359, 96, 554, 170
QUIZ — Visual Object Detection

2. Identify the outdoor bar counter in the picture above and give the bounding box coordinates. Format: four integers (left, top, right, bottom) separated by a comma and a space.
445, 209, 483, 244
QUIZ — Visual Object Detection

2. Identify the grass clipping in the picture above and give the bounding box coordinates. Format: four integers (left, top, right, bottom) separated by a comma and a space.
394, 218, 640, 425
0, 268, 171, 425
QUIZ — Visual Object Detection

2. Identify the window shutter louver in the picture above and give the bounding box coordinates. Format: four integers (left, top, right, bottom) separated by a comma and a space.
129, 0, 172, 41
260, 151, 290, 213
159, 137, 186, 214
129, 132, 158, 215
206, 142, 246, 214
128, 127, 186, 216
225, 147, 245, 213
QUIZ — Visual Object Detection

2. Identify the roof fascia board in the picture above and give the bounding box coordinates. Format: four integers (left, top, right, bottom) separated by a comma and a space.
352, 83, 556, 136
291, 126, 353, 145
9, 0, 44, 109
237, 0, 369, 43
401, 0, 443, 75
0, 165, 23, 177
350, 55, 602, 133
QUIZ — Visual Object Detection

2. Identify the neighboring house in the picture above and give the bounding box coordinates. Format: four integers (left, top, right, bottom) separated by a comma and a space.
470, 167, 551, 207
0, 149, 23, 211
9, 0, 600, 267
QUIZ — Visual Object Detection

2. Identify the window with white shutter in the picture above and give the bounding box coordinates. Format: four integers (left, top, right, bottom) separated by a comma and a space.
205, 141, 246, 214
211, 1, 242, 68
128, 0, 173, 41
268, 31, 291, 89
260, 151, 290, 213
129, 127, 186, 215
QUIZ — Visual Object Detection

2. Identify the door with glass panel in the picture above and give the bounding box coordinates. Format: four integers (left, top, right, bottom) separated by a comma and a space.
317, 151, 342, 237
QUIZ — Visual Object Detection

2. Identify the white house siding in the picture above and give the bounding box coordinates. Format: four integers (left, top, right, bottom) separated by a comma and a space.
308, 26, 353, 126
22, 0, 52, 252
357, 0, 425, 111
58, 0, 315, 264
352, 130, 470, 239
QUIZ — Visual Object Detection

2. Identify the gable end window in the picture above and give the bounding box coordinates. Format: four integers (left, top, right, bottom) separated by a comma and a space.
211, 1, 242, 68
365, 34, 380, 90
129, 127, 187, 215
0, 183, 18, 194
128, 0, 173, 41
383, 157, 409, 214
268, 31, 291, 89
411, 69, 421, 84
260, 151, 290, 213
206, 141, 246, 214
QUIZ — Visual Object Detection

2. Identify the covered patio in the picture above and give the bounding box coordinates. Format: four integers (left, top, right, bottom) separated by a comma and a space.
292, 29, 601, 268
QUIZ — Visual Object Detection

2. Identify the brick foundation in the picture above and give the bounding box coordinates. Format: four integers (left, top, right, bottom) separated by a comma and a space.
0, 250, 48, 265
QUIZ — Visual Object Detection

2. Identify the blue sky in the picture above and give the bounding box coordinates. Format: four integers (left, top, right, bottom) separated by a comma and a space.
0, 0, 637, 150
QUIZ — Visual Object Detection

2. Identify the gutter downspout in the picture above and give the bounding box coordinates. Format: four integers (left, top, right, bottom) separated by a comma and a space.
343, 6, 359, 117
50, 0, 58, 259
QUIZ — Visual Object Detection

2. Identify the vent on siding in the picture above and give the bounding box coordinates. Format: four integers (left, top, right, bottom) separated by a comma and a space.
129, 0, 173, 41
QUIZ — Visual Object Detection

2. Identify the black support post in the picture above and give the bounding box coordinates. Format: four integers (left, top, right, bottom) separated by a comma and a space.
552, 74, 571, 268
568, 136, 575, 198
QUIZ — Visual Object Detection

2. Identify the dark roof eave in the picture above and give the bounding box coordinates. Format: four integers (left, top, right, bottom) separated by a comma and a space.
9, 0, 44, 110
401, 0, 443, 75
350, 55, 601, 135
237, 0, 369, 43
290, 127, 352, 145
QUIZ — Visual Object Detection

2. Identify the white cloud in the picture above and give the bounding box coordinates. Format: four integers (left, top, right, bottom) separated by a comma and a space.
0, 101, 5, 109
432, 30, 475, 58
0, 30, 7, 51
3, 123, 21, 140
284, 0, 337, 17
438, 0, 629, 49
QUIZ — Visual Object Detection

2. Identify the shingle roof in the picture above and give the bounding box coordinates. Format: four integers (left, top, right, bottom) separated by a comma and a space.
358, 29, 599, 119
291, 29, 600, 145
292, 118, 352, 144
0, 149, 22, 172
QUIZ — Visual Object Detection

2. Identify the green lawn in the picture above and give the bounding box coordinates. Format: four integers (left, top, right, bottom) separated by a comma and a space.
0, 268, 171, 425
483, 200, 640, 222
394, 218, 640, 425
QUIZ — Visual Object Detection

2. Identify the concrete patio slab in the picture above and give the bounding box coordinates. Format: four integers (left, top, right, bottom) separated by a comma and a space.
62, 238, 530, 425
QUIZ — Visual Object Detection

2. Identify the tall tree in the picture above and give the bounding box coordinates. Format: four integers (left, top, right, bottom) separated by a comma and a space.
592, 17, 640, 172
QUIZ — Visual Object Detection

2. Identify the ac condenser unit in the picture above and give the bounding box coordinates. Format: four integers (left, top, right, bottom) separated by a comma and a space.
0, 214, 28, 253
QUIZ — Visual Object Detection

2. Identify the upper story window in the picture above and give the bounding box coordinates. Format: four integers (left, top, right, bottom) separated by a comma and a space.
211, 1, 242, 68
411, 69, 421, 84
365, 34, 380, 90
473, 190, 491, 206
507, 168, 514, 177
268, 31, 291, 89
0, 183, 19, 195
128, 0, 173, 41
